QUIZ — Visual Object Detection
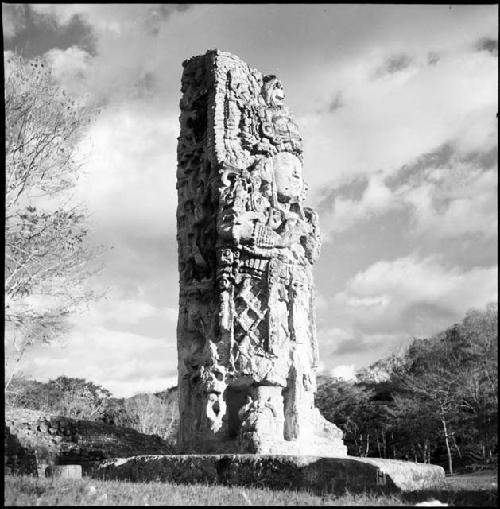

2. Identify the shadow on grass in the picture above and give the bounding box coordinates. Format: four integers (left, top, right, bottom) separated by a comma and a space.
401, 488, 497, 507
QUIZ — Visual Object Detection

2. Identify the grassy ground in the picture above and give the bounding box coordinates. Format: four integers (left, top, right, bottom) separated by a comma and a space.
4, 475, 407, 506
401, 470, 497, 506
4, 470, 497, 506
444, 470, 497, 490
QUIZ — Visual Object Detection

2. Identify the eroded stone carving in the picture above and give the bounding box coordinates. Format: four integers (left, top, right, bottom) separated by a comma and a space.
176, 50, 347, 456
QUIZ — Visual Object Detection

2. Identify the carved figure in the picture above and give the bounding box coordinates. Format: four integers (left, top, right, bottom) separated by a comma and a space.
176, 50, 346, 456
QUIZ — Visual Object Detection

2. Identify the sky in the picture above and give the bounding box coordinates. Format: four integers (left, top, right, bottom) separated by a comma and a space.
3, 4, 498, 397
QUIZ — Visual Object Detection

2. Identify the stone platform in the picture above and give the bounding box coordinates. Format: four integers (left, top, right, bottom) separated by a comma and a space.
94, 454, 445, 495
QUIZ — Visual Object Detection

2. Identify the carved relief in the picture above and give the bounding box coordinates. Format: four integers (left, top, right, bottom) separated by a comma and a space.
176, 50, 346, 456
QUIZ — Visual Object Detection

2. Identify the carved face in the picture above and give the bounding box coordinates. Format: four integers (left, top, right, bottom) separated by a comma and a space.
273, 152, 303, 202
263, 77, 285, 108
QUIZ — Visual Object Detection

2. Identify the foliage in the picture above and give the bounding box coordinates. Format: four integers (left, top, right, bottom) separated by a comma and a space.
4, 51, 102, 388
124, 390, 178, 441
100, 396, 130, 426
316, 303, 498, 471
6, 375, 178, 442
5, 375, 112, 421
316, 377, 379, 457
5, 377, 50, 410
46, 377, 112, 420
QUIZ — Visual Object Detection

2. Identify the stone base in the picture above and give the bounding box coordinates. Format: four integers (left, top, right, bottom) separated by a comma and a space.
46, 464, 82, 479
94, 454, 445, 495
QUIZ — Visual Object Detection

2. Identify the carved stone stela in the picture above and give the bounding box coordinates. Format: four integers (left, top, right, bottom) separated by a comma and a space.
176, 50, 347, 456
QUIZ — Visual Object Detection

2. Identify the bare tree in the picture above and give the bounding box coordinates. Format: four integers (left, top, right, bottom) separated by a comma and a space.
125, 393, 178, 440
4, 52, 103, 388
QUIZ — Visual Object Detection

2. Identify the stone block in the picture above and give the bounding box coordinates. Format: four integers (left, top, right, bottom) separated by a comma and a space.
47, 464, 82, 479
96, 454, 445, 494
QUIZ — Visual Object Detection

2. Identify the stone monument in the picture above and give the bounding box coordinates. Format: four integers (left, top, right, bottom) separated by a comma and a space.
176, 49, 346, 456
95, 51, 446, 493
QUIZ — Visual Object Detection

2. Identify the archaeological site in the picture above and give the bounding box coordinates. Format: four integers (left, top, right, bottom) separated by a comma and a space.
69, 50, 447, 493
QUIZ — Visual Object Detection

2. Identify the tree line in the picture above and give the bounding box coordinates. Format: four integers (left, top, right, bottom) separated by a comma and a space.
315, 302, 497, 474
6, 375, 179, 444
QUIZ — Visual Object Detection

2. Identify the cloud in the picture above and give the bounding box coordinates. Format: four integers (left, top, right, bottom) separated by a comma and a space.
320, 173, 402, 236
70, 99, 180, 313
12, 6, 496, 193
21, 323, 178, 398
318, 326, 400, 356
314, 255, 497, 371
329, 364, 356, 381
373, 53, 413, 77
2, 4, 27, 38
318, 140, 497, 241
427, 52, 440, 66
316, 326, 404, 375
404, 167, 497, 239
300, 36, 497, 204
5, 5, 497, 391
333, 255, 498, 337
326, 92, 344, 114
23, 4, 193, 108
84, 297, 176, 328
3, 5, 96, 58
44, 46, 93, 96
475, 37, 498, 55
31, 4, 190, 35
75, 101, 179, 238
392, 143, 498, 240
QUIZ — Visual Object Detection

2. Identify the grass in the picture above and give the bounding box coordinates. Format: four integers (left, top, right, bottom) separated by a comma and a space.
4, 470, 497, 506
444, 470, 498, 490
400, 470, 498, 506
4, 475, 407, 506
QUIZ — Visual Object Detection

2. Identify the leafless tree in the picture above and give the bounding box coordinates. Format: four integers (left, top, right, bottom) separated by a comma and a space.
5, 52, 103, 388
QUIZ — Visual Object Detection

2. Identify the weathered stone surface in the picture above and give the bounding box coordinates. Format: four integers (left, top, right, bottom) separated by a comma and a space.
4, 424, 38, 476
96, 454, 446, 494
4, 408, 173, 476
176, 49, 346, 456
47, 464, 82, 479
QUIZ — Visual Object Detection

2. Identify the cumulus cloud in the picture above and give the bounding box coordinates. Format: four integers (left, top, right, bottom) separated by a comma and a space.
475, 37, 498, 55
333, 255, 498, 336
74, 101, 178, 237
404, 167, 497, 238
8, 6, 174, 109
320, 174, 403, 236
317, 326, 404, 375
31, 4, 189, 35
314, 255, 497, 370
373, 53, 413, 78
330, 364, 356, 381
84, 297, 176, 329
302, 43, 497, 201
319, 141, 497, 241
44, 46, 93, 96
326, 92, 344, 114
3, 5, 96, 58
5, 5, 498, 390
22, 325, 178, 397
2, 4, 27, 38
